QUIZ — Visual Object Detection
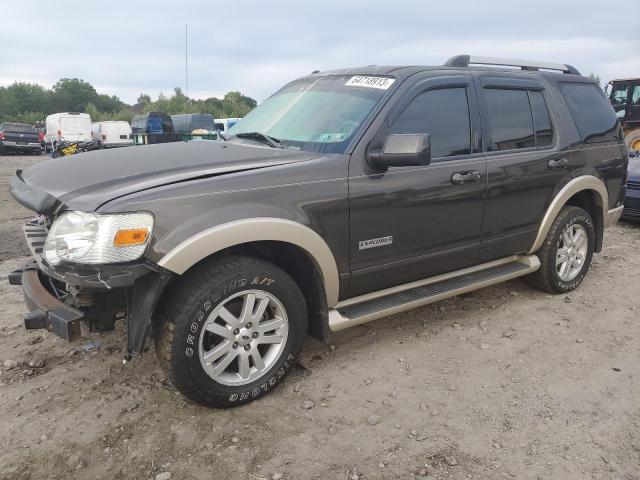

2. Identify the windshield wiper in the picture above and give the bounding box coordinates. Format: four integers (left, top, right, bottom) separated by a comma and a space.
235, 132, 283, 148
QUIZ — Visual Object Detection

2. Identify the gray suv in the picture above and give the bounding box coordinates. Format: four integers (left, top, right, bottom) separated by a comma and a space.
9, 55, 627, 407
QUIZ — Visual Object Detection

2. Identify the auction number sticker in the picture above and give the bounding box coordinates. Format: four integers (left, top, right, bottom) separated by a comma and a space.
345, 76, 395, 90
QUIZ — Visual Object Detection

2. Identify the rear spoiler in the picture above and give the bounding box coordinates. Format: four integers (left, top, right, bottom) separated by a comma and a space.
9, 170, 62, 215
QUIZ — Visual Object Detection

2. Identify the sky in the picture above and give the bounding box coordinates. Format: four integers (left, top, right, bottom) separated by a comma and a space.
1, 0, 638, 104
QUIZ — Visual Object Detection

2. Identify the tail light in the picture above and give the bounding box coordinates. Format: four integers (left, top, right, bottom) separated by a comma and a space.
0, 132, 4, 141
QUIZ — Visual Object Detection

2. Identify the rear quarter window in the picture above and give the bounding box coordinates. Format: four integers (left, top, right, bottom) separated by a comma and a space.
559, 83, 621, 144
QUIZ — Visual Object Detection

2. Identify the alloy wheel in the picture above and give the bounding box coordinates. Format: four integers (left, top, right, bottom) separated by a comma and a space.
556, 224, 588, 282
198, 290, 289, 386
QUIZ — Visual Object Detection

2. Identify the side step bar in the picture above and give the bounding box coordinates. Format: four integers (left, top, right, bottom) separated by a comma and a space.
329, 255, 540, 331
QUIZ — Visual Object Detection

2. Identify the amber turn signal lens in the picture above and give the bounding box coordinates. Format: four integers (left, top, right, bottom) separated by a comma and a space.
113, 228, 149, 247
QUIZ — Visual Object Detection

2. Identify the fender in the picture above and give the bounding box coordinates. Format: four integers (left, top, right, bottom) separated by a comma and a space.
528, 175, 608, 254
157, 217, 340, 306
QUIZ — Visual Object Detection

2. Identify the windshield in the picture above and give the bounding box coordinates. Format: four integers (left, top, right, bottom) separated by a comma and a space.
227, 75, 395, 153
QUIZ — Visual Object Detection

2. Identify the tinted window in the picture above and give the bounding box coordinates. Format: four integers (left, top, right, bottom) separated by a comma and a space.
529, 91, 553, 147
560, 83, 620, 144
390, 88, 471, 158
485, 89, 534, 151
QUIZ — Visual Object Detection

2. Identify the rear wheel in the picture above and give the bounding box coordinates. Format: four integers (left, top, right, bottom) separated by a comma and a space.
155, 255, 307, 408
525, 206, 595, 293
625, 129, 640, 151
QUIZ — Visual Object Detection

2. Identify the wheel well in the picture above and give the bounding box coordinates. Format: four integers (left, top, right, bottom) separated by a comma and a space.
185, 241, 329, 342
565, 189, 604, 252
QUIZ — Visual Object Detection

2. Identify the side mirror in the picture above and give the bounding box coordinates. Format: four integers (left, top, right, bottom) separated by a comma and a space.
368, 133, 431, 169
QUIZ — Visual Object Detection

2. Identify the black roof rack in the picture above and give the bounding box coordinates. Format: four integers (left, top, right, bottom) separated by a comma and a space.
444, 55, 580, 75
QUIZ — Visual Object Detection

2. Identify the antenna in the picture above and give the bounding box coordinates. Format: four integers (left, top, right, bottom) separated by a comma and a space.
185, 24, 189, 113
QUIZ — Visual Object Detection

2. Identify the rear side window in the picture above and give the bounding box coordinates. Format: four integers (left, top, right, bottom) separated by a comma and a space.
390, 87, 471, 159
529, 91, 553, 147
560, 83, 620, 144
484, 89, 534, 151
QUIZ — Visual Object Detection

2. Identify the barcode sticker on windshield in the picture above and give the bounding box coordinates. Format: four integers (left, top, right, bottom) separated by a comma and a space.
345, 76, 395, 90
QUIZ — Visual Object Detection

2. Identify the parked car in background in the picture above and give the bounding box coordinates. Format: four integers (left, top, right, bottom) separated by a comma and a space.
622, 151, 640, 222
0, 123, 42, 155
131, 112, 179, 144
607, 78, 640, 150
171, 113, 215, 134
8, 55, 627, 408
91, 121, 133, 148
45, 113, 92, 151
214, 117, 241, 134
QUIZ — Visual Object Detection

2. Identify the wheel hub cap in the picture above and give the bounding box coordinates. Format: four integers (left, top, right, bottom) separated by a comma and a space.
198, 289, 289, 386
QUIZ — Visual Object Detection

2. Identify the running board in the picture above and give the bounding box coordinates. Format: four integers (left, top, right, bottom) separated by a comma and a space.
329, 255, 540, 331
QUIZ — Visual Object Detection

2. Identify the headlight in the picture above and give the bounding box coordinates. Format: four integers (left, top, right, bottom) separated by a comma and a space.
43, 211, 154, 265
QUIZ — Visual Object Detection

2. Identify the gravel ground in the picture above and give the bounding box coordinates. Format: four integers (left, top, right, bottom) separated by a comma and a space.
1, 153, 639, 480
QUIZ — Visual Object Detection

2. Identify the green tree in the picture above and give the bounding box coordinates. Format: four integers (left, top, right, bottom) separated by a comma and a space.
51, 78, 98, 112
589, 72, 603, 90
0, 77, 256, 124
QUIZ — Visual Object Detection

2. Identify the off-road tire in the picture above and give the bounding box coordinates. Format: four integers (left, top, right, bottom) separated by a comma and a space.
625, 128, 640, 151
525, 206, 595, 293
155, 255, 307, 408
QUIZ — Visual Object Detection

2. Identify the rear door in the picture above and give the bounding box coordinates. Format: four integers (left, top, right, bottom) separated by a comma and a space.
347, 73, 487, 296
473, 73, 572, 262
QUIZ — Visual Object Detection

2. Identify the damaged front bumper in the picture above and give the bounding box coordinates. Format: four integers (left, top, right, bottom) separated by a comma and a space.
9, 258, 173, 355
9, 268, 84, 341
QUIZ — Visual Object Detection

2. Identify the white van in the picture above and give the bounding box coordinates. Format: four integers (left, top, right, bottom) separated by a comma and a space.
45, 112, 92, 148
214, 117, 241, 134
91, 121, 133, 148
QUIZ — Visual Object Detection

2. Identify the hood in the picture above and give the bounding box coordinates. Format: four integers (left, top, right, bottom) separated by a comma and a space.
10, 141, 321, 214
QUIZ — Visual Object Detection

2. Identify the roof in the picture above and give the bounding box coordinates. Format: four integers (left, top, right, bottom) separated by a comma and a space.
306, 55, 584, 82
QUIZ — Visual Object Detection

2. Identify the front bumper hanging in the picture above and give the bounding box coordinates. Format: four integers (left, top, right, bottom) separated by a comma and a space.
10, 260, 173, 353
9, 268, 83, 341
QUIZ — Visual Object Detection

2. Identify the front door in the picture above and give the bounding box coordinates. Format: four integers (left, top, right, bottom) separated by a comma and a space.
347, 74, 487, 297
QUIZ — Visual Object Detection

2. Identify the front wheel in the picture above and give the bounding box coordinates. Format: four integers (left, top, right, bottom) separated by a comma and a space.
155, 255, 307, 408
525, 205, 595, 293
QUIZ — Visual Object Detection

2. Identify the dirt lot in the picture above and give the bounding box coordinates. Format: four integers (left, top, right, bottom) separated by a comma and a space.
0, 153, 639, 480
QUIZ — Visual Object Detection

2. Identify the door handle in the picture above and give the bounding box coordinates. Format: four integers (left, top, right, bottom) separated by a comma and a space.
548, 158, 568, 169
451, 170, 481, 185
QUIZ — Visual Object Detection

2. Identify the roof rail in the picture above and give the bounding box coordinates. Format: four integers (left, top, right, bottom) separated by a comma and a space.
444, 55, 580, 75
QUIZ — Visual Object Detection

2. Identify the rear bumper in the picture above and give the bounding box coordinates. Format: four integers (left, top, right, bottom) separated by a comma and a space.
9, 268, 83, 341
1, 141, 41, 149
